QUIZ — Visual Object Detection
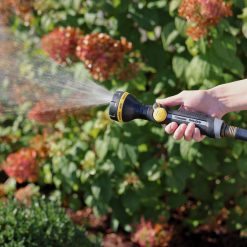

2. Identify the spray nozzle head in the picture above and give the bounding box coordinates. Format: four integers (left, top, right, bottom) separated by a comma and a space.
109, 91, 141, 122
109, 91, 168, 123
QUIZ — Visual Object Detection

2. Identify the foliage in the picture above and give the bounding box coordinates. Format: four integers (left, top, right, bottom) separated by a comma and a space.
1, 0, 247, 239
0, 197, 91, 247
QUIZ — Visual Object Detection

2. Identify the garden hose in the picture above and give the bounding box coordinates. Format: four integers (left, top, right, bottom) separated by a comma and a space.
109, 91, 247, 141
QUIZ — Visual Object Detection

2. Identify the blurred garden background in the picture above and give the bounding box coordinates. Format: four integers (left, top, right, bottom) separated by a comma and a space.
1, 0, 247, 246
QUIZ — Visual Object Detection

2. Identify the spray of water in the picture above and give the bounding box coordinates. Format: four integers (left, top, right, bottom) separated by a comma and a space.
0, 25, 113, 123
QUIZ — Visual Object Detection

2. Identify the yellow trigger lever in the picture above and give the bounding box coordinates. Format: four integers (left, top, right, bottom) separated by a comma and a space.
152, 103, 167, 123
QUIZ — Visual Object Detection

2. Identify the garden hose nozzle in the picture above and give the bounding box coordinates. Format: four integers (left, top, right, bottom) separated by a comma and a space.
109, 91, 247, 141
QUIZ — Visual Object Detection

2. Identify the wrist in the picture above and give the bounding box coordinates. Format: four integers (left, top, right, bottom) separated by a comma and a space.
208, 81, 247, 115
207, 85, 231, 116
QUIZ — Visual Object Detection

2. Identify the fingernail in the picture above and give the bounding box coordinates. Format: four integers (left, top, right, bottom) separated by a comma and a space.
165, 125, 172, 134
170, 123, 175, 130
188, 122, 195, 128
193, 128, 200, 142
180, 123, 187, 130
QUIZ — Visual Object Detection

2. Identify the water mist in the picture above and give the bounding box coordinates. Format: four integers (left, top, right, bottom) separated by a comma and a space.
0, 25, 113, 123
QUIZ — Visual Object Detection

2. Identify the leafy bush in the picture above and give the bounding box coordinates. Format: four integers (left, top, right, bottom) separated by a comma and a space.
1, 0, 247, 237
0, 197, 91, 247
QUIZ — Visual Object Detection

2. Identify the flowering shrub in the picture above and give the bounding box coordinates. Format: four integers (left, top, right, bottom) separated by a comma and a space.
132, 218, 174, 247
179, 0, 232, 40
10, 0, 34, 22
76, 33, 133, 81
103, 233, 132, 247
29, 133, 49, 158
0, 184, 6, 197
42, 27, 81, 64
0, 0, 12, 23
132, 218, 157, 246
42, 28, 139, 81
2, 148, 38, 183
67, 207, 107, 228
0, 0, 34, 23
28, 101, 66, 123
28, 100, 91, 123
15, 184, 39, 204
117, 62, 140, 81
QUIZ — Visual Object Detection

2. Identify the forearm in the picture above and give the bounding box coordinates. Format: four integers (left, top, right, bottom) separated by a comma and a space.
208, 79, 247, 114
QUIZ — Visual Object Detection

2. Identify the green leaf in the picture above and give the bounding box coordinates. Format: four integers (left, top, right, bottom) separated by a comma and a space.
169, 0, 182, 15
174, 17, 186, 35
147, 0, 167, 9
138, 143, 148, 152
196, 148, 219, 173
237, 157, 247, 173
167, 193, 187, 208
204, 36, 244, 77
93, 176, 112, 203
180, 140, 199, 162
95, 139, 108, 160
215, 180, 237, 201
130, 9, 159, 30
166, 163, 192, 193
172, 56, 189, 78
162, 22, 179, 50
125, 144, 138, 164
190, 176, 211, 201
117, 143, 126, 160
185, 56, 211, 87
232, 142, 244, 159
112, 0, 121, 7
141, 159, 162, 181
122, 191, 140, 214
242, 23, 247, 38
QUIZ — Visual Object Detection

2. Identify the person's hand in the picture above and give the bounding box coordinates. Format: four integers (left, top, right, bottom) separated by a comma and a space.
156, 89, 227, 142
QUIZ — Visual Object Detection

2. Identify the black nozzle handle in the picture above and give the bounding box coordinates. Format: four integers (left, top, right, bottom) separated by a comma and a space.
162, 108, 224, 138
159, 107, 247, 141
109, 91, 247, 141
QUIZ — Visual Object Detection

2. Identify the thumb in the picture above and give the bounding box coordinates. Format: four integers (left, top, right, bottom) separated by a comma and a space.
156, 93, 184, 107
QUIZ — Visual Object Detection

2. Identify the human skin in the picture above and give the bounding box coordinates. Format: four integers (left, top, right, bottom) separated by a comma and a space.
156, 79, 247, 142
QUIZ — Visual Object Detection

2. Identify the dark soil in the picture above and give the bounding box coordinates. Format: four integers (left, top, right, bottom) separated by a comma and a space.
169, 230, 247, 247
